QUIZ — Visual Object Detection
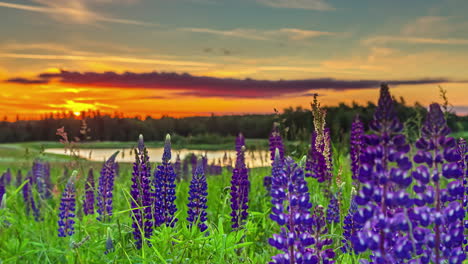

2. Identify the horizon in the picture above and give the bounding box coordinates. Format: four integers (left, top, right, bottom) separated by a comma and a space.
0, 0, 467, 119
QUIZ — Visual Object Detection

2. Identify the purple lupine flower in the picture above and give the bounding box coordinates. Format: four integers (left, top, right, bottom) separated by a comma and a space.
265, 124, 285, 192
174, 153, 182, 181
32, 160, 48, 199
187, 162, 208, 232
352, 84, 413, 262
153, 134, 178, 227
308, 205, 336, 263
326, 193, 340, 224
230, 133, 249, 229
4, 168, 11, 185
269, 153, 317, 263
341, 193, 362, 253
190, 153, 197, 176
83, 168, 95, 216
350, 116, 364, 182
411, 103, 465, 263
130, 135, 154, 249
269, 123, 284, 162
58, 171, 77, 237
23, 171, 40, 221
16, 169, 23, 187
96, 151, 119, 222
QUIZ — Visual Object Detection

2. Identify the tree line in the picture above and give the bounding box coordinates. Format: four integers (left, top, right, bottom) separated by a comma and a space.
0, 99, 466, 143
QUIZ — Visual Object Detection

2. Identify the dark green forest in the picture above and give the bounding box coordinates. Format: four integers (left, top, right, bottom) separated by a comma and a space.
0, 98, 467, 143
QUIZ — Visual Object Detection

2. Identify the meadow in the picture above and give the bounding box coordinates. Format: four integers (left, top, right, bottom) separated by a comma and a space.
0, 85, 466, 264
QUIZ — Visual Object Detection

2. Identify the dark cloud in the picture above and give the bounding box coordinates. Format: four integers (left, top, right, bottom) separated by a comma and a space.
6, 77, 49, 84
5, 70, 459, 98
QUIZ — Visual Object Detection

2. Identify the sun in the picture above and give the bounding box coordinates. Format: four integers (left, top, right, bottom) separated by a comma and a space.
73, 111, 81, 117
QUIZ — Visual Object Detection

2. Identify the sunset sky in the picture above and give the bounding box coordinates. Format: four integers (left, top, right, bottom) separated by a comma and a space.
0, 0, 467, 119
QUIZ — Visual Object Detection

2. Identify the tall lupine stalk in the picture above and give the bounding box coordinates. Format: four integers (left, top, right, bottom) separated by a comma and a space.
350, 116, 364, 182
265, 123, 285, 192
83, 168, 95, 216
306, 95, 332, 184
58, 171, 77, 237
187, 162, 208, 232
411, 103, 465, 263
230, 133, 249, 229
153, 134, 178, 227
342, 116, 365, 253
341, 189, 362, 253
96, 151, 119, 221
352, 84, 413, 263
130, 135, 153, 249
269, 151, 316, 263
33, 160, 51, 199
23, 171, 40, 221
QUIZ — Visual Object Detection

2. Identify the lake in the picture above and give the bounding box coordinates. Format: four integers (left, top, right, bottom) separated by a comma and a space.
44, 148, 271, 168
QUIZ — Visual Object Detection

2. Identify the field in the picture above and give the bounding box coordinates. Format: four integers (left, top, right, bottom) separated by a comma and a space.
0, 140, 355, 263
0, 86, 467, 264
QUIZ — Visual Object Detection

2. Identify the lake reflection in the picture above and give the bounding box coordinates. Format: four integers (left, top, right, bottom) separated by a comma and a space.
44, 148, 271, 168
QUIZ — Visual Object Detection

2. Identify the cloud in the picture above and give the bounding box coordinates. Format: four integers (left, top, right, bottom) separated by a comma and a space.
6, 70, 459, 98
181, 27, 336, 41
362, 36, 468, 46
256, 0, 334, 11
0, 52, 213, 67
0, 1, 155, 26
5, 77, 49, 84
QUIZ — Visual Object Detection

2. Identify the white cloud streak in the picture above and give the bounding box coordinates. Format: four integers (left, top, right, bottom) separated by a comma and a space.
0, 1, 156, 26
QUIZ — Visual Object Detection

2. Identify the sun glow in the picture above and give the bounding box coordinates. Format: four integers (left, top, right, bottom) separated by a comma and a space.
73, 111, 81, 117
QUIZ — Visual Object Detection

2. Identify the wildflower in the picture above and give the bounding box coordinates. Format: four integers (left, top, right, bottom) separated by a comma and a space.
352, 84, 413, 262
83, 168, 95, 215
58, 171, 77, 237
22, 172, 40, 221
412, 103, 465, 263
130, 135, 153, 249
230, 134, 249, 229
153, 134, 178, 227
269, 153, 316, 263
96, 151, 119, 221
187, 162, 208, 232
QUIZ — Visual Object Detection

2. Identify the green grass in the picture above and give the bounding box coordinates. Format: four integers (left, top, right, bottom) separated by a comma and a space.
0, 144, 361, 263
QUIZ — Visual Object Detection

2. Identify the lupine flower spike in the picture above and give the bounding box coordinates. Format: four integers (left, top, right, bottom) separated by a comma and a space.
187, 162, 208, 232
352, 84, 413, 263
411, 103, 465, 263
130, 135, 153, 249
153, 134, 178, 227
83, 168, 95, 215
269, 150, 318, 263
58, 171, 77, 237
96, 151, 119, 221
230, 133, 250, 229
